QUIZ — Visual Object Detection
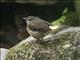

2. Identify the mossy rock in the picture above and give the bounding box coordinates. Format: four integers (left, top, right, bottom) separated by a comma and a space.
5, 27, 80, 60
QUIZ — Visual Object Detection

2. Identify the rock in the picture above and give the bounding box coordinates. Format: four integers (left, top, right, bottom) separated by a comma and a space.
5, 27, 80, 60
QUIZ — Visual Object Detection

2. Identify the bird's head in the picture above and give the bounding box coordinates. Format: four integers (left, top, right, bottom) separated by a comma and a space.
22, 16, 38, 21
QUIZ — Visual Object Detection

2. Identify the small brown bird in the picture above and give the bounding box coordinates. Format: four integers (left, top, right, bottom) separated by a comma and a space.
23, 16, 53, 40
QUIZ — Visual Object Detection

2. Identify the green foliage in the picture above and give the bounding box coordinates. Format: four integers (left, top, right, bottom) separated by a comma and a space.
63, 10, 80, 26
52, 8, 80, 26
51, 8, 67, 26
51, 16, 65, 26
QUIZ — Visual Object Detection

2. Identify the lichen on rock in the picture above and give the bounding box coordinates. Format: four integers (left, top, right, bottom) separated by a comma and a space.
5, 27, 80, 60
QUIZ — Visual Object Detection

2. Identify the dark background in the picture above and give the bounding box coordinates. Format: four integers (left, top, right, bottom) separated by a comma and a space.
1, 1, 77, 48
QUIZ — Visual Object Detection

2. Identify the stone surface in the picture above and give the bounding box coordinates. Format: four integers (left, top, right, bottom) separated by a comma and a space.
5, 27, 80, 60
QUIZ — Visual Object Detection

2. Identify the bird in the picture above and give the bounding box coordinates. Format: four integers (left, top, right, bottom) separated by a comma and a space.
23, 16, 53, 40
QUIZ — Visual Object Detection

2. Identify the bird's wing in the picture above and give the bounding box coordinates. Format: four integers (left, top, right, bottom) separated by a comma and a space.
28, 23, 50, 32
40, 19, 52, 26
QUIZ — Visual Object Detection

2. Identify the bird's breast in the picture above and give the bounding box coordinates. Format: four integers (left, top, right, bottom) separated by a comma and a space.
27, 27, 44, 40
